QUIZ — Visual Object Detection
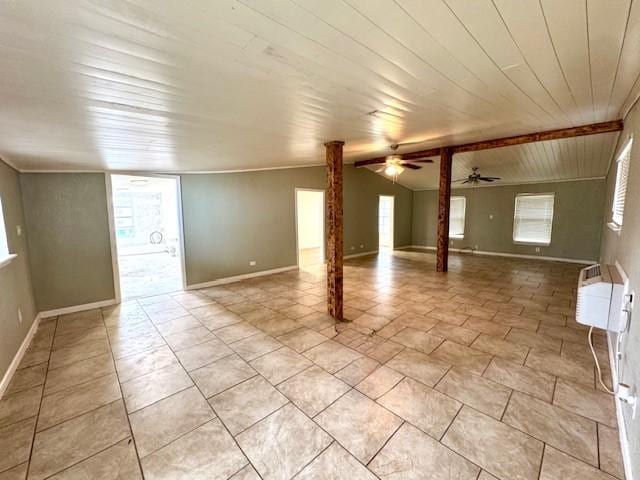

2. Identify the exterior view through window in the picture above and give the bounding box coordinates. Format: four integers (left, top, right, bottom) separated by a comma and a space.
450, 196, 466, 238
378, 195, 394, 251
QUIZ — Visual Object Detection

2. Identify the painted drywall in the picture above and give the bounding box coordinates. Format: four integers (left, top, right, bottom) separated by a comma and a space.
181, 164, 412, 286
0, 159, 37, 385
296, 190, 324, 249
600, 100, 640, 479
20, 173, 115, 311
412, 179, 605, 261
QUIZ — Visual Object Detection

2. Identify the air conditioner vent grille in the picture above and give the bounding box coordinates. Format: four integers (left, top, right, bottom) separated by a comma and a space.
584, 265, 601, 280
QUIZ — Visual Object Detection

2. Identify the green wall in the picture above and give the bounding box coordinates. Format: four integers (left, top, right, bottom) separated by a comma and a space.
0, 160, 38, 385
412, 179, 605, 261
600, 99, 640, 479
20, 173, 115, 311
180, 164, 412, 286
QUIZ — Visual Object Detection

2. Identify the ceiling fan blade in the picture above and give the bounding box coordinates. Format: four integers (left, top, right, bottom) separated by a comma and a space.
483, 177, 501, 180
402, 163, 422, 170
479, 178, 495, 182
461, 179, 471, 184
452, 178, 467, 183
375, 166, 386, 173
411, 158, 434, 163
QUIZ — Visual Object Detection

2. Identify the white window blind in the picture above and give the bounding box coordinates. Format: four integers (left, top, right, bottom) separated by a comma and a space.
513, 194, 555, 245
0, 197, 9, 258
612, 140, 632, 227
449, 196, 466, 238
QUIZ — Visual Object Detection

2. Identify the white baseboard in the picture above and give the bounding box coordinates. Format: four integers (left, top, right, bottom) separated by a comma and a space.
39, 299, 118, 319
186, 265, 299, 290
399, 245, 595, 265
0, 313, 41, 399
344, 250, 379, 259
607, 332, 634, 480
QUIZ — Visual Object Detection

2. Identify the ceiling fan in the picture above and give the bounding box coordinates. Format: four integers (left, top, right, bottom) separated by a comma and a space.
453, 167, 501, 185
375, 144, 433, 182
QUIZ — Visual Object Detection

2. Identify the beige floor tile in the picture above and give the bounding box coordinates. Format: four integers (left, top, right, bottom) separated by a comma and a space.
303, 341, 362, 374
385, 348, 449, 387
52, 325, 108, 351
553, 378, 616, 427
109, 332, 167, 360
237, 403, 331, 480
47, 437, 142, 479
230, 465, 261, 480
353, 313, 391, 331
429, 340, 492, 376
525, 348, 594, 386
213, 322, 262, 344
0, 386, 42, 429
461, 317, 510, 338
503, 391, 598, 466
277, 366, 349, 417
114, 346, 177, 383
163, 326, 215, 351
379, 377, 461, 439
0, 417, 35, 473
154, 315, 203, 337
471, 333, 529, 364
429, 322, 480, 346
315, 390, 402, 463
129, 386, 214, 457
277, 327, 326, 353
29, 401, 130, 480
426, 309, 469, 326
298, 311, 337, 331
191, 353, 257, 397
253, 316, 302, 337
296, 442, 377, 480
141, 419, 248, 480
478, 471, 499, 480
174, 337, 233, 371
356, 366, 404, 399
229, 333, 281, 361
121, 363, 193, 413
195, 310, 243, 330
210, 376, 288, 434
435, 367, 511, 419
539, 446, 617, 480
483, 357, 555, 401
144, 306, 191, 325
492, 312, 539, 331
335, 356, 380, 386
37, 374, 122, 431
598, 424, 625, 479
367, 340, 405, 363
250, 347, 313, 385
107, 320, 157, 342
538, 324, 587, 344
390, 328, 443, 354
0, 463, 27, 480
48, 338, 111, 370
369, 423, 479, 480
505, 327, 562, 353
442, 406, 543, 480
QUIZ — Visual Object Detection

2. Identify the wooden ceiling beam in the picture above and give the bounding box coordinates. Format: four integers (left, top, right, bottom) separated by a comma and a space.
353, 119, 623, 167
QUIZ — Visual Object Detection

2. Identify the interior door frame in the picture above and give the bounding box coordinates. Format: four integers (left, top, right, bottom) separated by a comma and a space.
106, 172, 187, 303
378, 194, 395, 250
294, 188, 326, 268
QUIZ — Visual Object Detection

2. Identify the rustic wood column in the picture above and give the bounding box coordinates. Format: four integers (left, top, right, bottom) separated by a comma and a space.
436, 147, 453, 272
325, 140, 344, 320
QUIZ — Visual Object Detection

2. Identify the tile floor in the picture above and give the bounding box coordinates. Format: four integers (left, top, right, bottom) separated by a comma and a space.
0, 250, 625, 479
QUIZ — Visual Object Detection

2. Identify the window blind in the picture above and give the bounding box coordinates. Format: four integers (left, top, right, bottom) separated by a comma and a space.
513, 193, 554, 245
449, 196, 466, 238
612, 140, 632, 227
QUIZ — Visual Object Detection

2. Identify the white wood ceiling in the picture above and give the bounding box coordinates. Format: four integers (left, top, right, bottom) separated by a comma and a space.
0, 0, 638, 176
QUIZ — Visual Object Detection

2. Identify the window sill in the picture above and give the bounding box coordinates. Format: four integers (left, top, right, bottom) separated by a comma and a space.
607, 222, 622, 235
0, 253, 17, 269
450, 235, 464, 239
513, 240, 551, 247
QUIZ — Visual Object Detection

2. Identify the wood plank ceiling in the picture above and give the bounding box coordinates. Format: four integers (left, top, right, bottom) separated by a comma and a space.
0, 0, 638, 180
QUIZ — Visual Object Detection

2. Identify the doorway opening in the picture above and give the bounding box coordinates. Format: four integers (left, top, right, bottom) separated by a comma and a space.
295, 189, 325, 268
110, 174, 185, 300
378, 195, 395, 252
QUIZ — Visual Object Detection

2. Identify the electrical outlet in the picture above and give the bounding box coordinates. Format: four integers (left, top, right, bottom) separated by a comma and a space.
249, 260, 256, 266
474, 245, 478, 250
350, 246, 355, 250
489, 214, 494, 220
360, 244, 364, 249
535, 247, 540, 253
16, 225, 22, 236
18, 308, 22, 324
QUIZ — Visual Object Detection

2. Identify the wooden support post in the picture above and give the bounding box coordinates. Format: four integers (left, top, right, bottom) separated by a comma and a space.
436, 147, 453, 272
325, 140, 345, 320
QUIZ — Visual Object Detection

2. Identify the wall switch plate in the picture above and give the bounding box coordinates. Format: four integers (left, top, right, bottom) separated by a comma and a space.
249, 260, 256, 266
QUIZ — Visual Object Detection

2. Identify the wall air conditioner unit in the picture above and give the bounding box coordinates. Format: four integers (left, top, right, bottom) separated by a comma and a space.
576, 264, 625, 332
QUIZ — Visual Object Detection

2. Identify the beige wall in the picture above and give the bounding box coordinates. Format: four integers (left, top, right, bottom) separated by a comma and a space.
412, 179, 605, 261
20, 173, 115, 311
181, 164, 413, 286
0, 160, 37, 385
600, 100, 640, 478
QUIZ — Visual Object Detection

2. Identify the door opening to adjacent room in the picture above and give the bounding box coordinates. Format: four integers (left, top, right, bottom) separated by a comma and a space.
378, 195, 394, 252
110, 174, 185, 300
295, 189, 325, 268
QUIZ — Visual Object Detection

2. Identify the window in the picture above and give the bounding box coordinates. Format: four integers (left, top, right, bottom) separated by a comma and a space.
513, 193, 555, 245
450, 196, 466, 238
0, 196, 12, 264
611, 139, 632, 229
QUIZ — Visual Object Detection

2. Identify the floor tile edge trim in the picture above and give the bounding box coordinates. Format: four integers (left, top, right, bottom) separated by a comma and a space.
0, 312, 41, 399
